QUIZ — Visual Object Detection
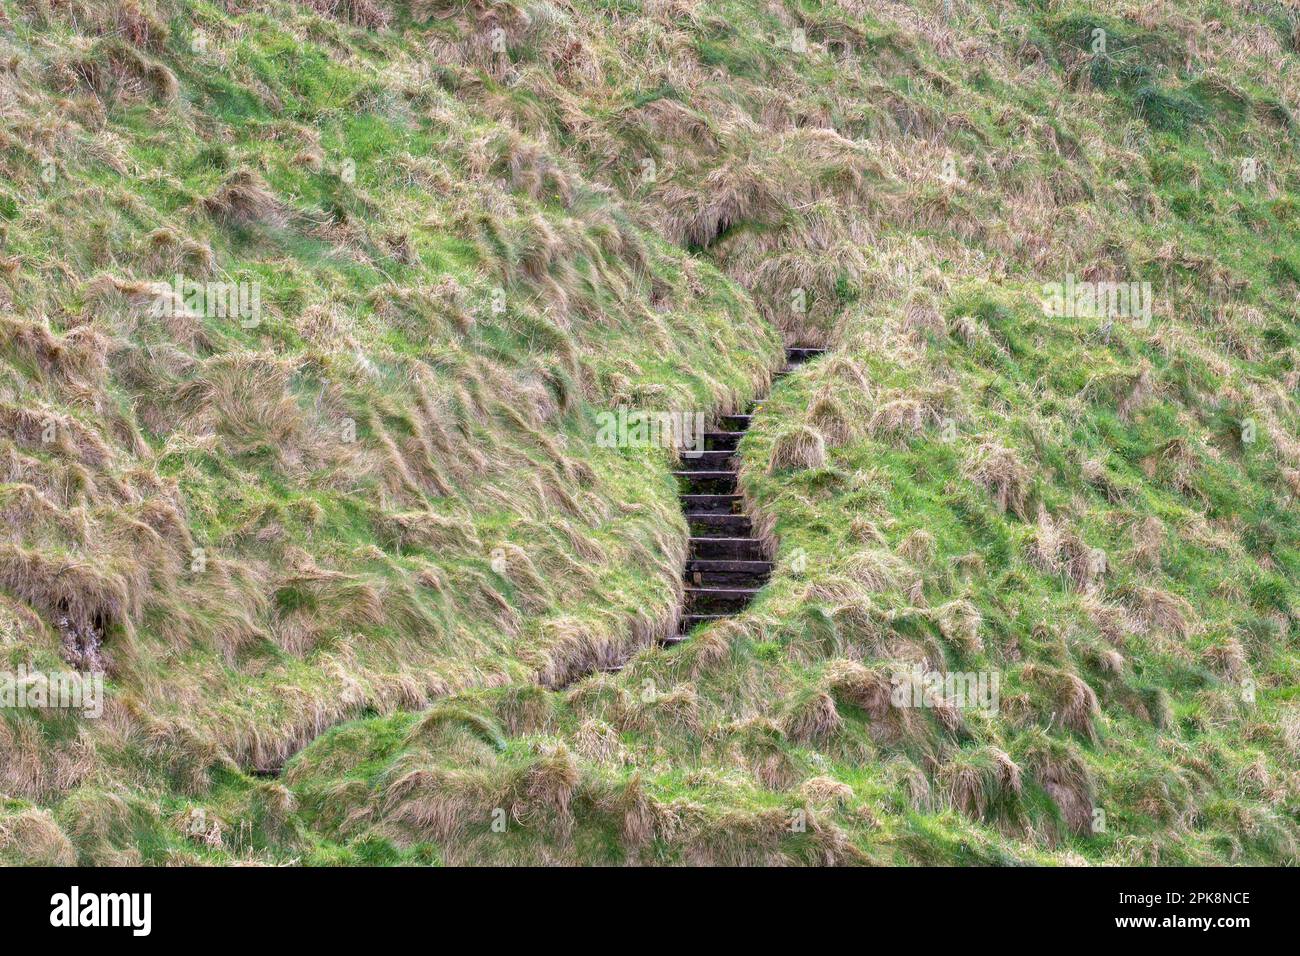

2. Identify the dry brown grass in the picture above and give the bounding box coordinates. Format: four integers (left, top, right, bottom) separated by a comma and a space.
782, 689, 841, 744
896, 528, 936, 565
656, 157, 784, 249
202, 170, 288, 228
806, 392, 855, 446
0, 807, 77, 865
934, 598, 983, 655
938, 746, 1021, 825
768, 424, 827, 473
303, 0, 393, 29
799, 775, 854, 807
963, 441, 1031, 519
1021, 734, 1095, 837
1123, 584, 1194, 639
1022, 664, 1101, 744
49, 37, 178, 105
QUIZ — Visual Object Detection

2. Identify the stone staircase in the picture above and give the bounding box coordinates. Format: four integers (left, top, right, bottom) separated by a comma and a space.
665, 346, 825, 644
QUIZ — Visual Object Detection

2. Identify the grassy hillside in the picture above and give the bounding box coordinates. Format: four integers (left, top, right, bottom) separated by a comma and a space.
2, 0, 1299, 865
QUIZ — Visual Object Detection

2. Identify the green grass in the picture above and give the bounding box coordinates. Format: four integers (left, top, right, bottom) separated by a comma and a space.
1, 0, 1299, 866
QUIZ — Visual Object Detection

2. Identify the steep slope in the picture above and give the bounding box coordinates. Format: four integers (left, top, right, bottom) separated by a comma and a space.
0, 0, 780, 863
3, 0, 1300, 865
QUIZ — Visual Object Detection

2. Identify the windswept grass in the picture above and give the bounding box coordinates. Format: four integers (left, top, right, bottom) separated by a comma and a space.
2, 0, 1299, 865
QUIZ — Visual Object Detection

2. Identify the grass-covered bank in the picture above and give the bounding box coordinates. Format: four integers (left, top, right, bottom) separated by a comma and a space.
3, 0, 1300, 864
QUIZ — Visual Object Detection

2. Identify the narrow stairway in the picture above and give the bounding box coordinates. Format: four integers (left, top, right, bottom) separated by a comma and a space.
666, 346, 825, 645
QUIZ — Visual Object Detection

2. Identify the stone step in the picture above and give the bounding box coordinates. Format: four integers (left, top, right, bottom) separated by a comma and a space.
685, 586, 761, 613
673, 469, 735, 479
686, 585, 762, 600
688, 536, 766, 560
684, 568, 769, 588
684, 558, 774, 574
702, 430, 743, 450
674, 471, 736, 493
720, 413, 753, 430
679, 494, 741, 515
686, 513, 752, 535
678, 449, 734, 469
